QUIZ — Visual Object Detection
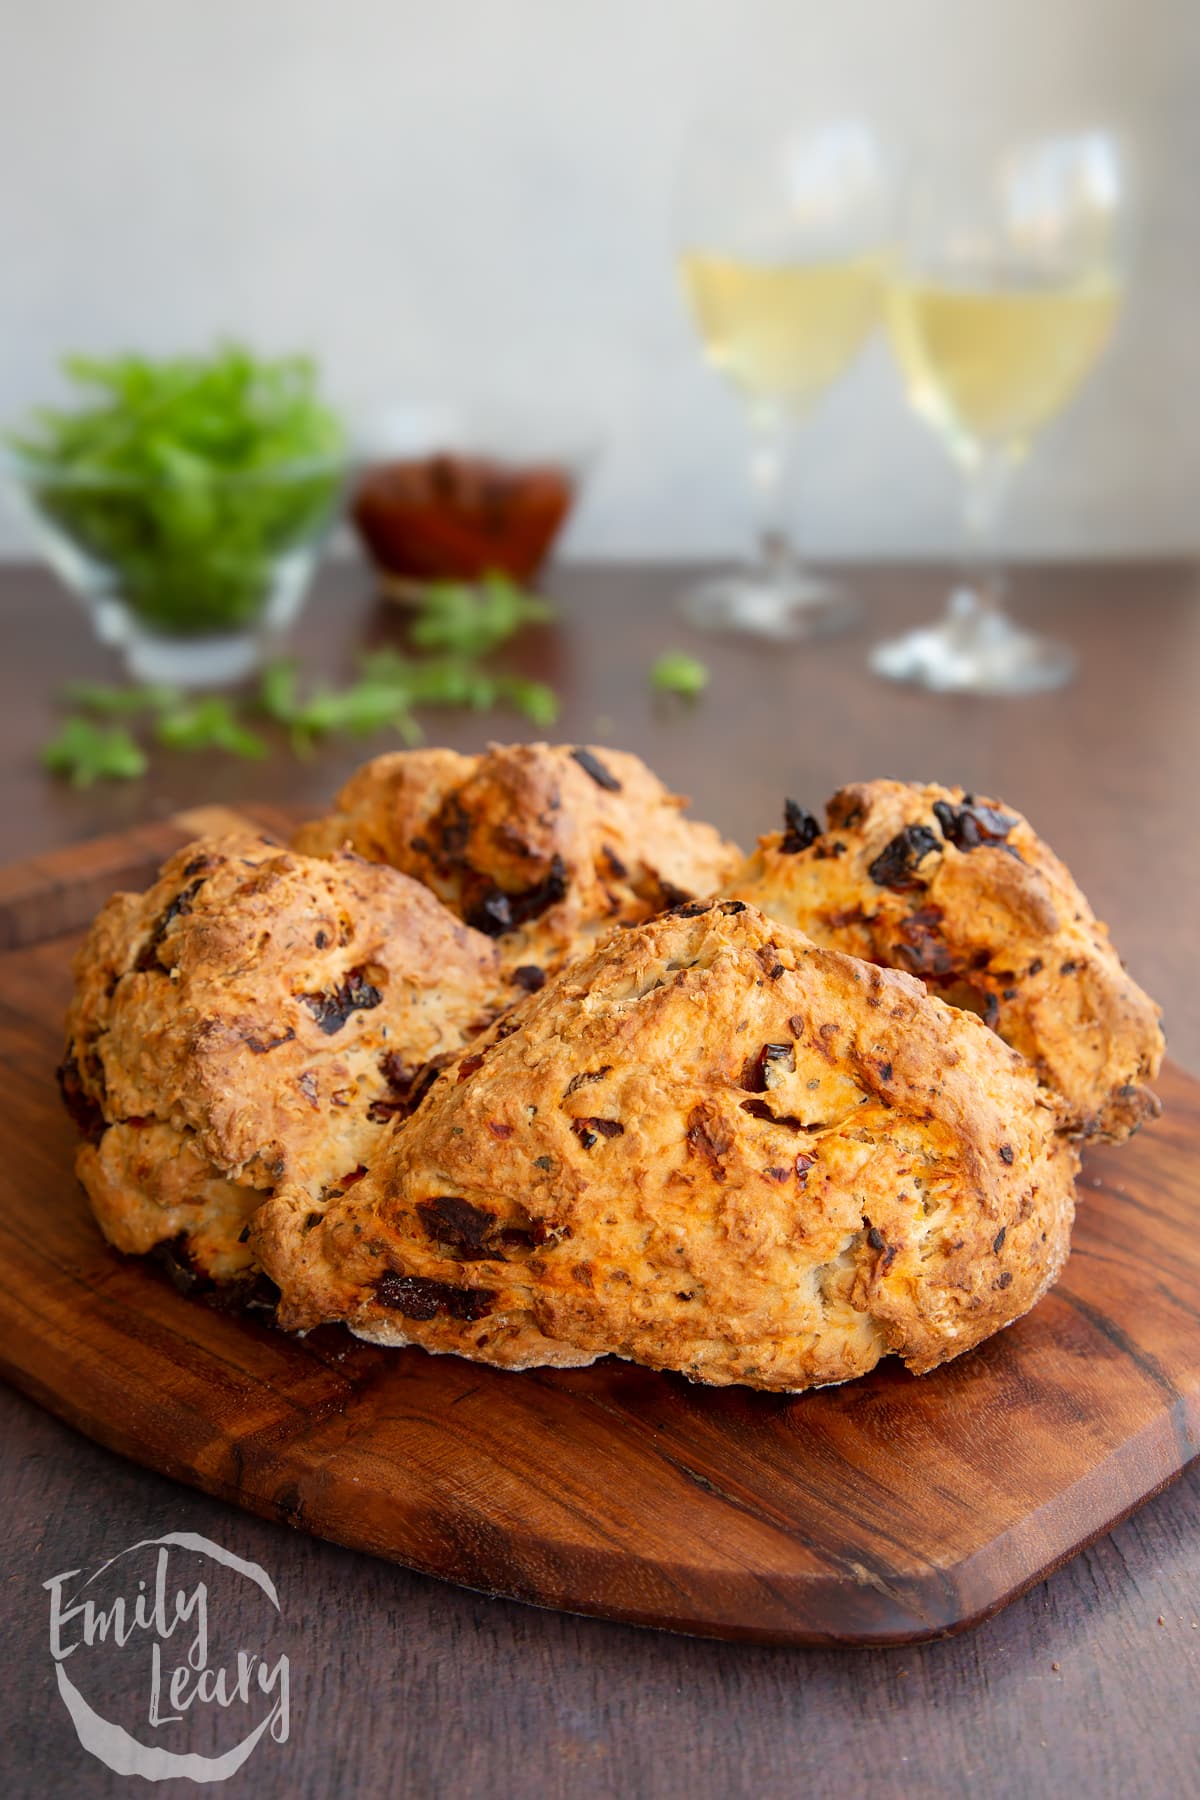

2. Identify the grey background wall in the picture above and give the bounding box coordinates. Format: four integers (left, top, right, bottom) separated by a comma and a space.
2, 0, 1196, 561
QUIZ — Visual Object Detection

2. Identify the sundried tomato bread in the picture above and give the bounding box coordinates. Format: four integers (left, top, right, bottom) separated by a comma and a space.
57, 752, 1161, 1392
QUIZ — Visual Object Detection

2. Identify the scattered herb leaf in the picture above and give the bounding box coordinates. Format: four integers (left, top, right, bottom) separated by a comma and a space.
493, 674, 559, 727
60, 680, 181, 716
154, 697, 268, 759
42, 572, 561, 783
41, 718, 148, 787
259, 655, 420, 751
258, 648, 558, 747
409, 574, 555, 657
651, 650, 710, 697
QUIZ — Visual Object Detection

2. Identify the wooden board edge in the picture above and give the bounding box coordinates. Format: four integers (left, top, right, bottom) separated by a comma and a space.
0, 806, 298, 952
1, 1318, 1196, 1650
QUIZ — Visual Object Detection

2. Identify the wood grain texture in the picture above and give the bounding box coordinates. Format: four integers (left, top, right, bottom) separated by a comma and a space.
0, 820, 1196, 1647
0, 804, 294, 951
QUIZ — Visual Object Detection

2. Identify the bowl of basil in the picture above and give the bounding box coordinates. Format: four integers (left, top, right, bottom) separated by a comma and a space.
5, 347, 347, 685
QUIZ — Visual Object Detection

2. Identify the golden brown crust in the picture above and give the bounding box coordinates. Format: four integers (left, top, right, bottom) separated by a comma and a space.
293, 742, 743, 976
724, 782, 1164, 1142
77, 1123, 265, 1285
253, 901, 1078, 1391
62, 832, 502, 1281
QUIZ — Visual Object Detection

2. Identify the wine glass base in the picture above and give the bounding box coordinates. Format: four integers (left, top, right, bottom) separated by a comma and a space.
678, 571, 860, 641
869, 590, 1077, 695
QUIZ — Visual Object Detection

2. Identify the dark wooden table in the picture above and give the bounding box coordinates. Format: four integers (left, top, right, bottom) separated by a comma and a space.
2, 559, 1198, 1799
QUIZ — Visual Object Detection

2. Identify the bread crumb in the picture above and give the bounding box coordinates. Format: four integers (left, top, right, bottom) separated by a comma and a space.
1051, 1661, 1061, 1672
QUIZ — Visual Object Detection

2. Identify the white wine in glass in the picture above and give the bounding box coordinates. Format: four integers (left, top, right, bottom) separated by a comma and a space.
676, 115, 892, 639
680, 252, 882, 416
874, 129, 1127, 693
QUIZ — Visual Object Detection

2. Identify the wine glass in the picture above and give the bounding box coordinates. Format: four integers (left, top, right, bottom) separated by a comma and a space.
872, 127, 1128, 693
676, 112, 892, 639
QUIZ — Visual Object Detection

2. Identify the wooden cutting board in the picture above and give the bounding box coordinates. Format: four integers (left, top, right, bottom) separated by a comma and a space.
1, 811, 1197, 1648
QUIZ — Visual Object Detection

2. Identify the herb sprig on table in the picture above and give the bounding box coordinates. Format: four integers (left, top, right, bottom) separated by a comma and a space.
41, 718, 149, 788
40, 582, 716, 787
41, 576, 560, 785
408, 573, 556, 656
651, 650, 710, 697
259, 648, 559, 755
9, 347, 344, 636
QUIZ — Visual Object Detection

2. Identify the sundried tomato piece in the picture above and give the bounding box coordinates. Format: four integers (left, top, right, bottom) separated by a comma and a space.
134, 876, 206, 971
740, 1042, 795, 1092
891, 906, 953, 978
465, 855, 568, 937
393, 1057, 451, 1115
365, 1051, 427, 1123
437, 798, 472, 859
867, 826, 941, 891
380, 1050, 417, 1094
571, 1117, 624, 1148
932, 798, 1019, 853
739, 1097, 812, 1131
416, 1196, 499, 1260
780, 799, 820, 854
300, 968, 384, 1034
244, 1027, 296, 1054
570, 747, 623, 792
563, 1065, 611, 1099
686, 1104, 730, 1175
667, 899, 712, 920
375, 1273, 496, 1322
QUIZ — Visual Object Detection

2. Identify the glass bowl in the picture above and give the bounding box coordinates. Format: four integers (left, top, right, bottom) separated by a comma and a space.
3, 449, 347, 686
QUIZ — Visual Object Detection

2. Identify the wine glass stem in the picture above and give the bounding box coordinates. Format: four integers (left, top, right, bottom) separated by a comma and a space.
956, 450, 1012, 622
749, 407, 796, 580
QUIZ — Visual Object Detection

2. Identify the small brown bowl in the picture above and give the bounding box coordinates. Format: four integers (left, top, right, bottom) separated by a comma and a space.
352, 451, 576, 591
349, 405, 594, 594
